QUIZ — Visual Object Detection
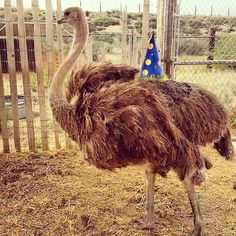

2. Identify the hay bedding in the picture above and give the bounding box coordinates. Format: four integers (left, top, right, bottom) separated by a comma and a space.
0, 148, 235, 236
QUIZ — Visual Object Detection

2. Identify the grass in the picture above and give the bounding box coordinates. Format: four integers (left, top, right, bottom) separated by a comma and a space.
0, 148, 235, 235
175, 65, 236, 103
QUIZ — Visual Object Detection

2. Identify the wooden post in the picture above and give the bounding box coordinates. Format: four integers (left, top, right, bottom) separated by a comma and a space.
210, 6, 213, 16
0, 56, 10, 153
194, 5, 197, 16
46, 0, 61, 149
56, 0, 64, 64
164, 0, 176, 78
121, 6, 128, 64
133, 32, 138, 67
16, 0, 35, 151
129, 30, 133, 66
141, 0, 150, 61
45, 0, 54, 84
4, 0, 21, 152
32, 0, 49, 150
228, 8, 230, 17
207, 27, 216, 71
157, 0, 165, 68
129, 29, 138, 67
80, 0, 82, 7
139, 3, 141, 13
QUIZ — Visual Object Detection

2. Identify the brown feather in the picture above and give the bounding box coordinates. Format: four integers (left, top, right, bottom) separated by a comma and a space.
65, 63, 233, 155
51, 62, 233, 180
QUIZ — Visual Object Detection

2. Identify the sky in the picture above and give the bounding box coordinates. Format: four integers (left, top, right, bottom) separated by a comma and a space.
0, 0, 235, 16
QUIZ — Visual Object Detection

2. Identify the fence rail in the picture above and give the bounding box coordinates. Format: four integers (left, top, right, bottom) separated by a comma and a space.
175, 60, 236, 65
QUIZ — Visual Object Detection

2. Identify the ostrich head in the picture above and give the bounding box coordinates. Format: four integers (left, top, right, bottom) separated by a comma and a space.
57, 7, 83, 26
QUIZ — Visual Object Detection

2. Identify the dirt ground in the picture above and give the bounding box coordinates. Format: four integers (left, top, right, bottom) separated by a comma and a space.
0, 147, 235, 236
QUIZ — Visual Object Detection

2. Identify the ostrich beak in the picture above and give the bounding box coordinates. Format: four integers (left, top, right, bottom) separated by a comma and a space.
57, 17, 66, 24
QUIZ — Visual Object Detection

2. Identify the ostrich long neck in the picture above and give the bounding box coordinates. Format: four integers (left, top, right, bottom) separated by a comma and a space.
50, 19, 88, 99
49, 15, 88, 135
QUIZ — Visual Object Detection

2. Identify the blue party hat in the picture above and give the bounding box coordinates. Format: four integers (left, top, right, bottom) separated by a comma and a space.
140, 32, 162, 78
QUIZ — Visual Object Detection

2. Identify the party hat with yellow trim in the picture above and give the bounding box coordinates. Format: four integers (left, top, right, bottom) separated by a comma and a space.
140, 32, 162, 78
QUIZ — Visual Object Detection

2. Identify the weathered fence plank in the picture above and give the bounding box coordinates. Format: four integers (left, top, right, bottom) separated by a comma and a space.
132, 32, 138, 67
46, 0, 61, 149
4, 0, 21, 152
16, 0, 35, 151
0, 57, 10, 153
32, 0, 49, 150
121, 6, 128, 64
157, 0, 165, 67
56, 0, 64, 65
141, 0, 150, 61
129, 29, 138, 67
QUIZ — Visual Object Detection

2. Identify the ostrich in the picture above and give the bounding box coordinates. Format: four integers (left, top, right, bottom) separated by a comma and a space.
50, 7, 234, 235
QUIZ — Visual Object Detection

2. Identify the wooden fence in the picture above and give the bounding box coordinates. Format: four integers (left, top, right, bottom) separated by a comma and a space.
1, 0, 168, 153
0, 0, 66, 153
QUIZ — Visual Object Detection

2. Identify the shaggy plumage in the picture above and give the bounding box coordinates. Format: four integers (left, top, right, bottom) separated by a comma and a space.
65, 63, 234, 160
52, 69, 205, 180
76, 80, 206, 179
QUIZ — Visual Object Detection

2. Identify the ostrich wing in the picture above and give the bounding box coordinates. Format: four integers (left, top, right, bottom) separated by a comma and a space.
149, 80, 227, 145
65, 63, 138, 103
75, 80, 204, 180
64, 63, 230, 163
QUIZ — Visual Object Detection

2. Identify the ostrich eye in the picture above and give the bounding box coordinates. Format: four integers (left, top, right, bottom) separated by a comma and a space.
64, 11, 70, 16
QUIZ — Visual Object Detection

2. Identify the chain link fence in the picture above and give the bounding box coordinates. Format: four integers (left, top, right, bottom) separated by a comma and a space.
173, 0, 236, 126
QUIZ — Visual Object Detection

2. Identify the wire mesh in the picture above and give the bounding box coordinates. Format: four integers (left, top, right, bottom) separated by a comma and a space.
174, 0, 236, 126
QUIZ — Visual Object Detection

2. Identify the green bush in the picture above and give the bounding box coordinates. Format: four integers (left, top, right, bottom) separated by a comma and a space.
110, 10, 121, 18
88, 21, 97, 33
180, 26, 201, 36
178, 38, 208, 56
134, 18, 142, 34
92, 16, 119, 27
93, 34, 115, 44
93, 41, 113, 61
150, 16, 157, 29
214, 33, 236, 69
179, 16, 236, 36
96, 26, 106, 31
128, 13, 139, 20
